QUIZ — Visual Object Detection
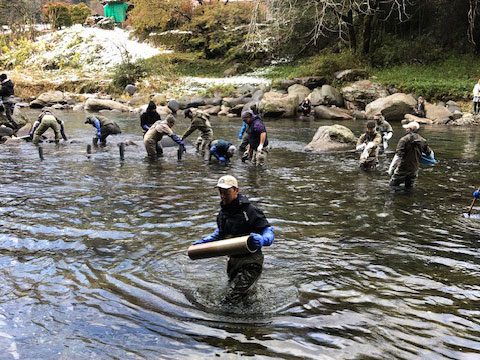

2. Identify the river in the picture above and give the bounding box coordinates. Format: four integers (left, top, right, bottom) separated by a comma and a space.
1, 111, 479, 359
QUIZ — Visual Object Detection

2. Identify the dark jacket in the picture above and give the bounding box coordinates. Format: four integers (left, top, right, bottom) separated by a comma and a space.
0, 79, 14, 99
396, 132, 431, 174
415, 102, 425, 118
247, 117, 268, 150
217, 194, 270, 278
140, 111, 161, 131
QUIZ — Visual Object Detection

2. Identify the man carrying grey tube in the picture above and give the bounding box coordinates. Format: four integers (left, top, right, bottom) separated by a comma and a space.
192, 175, 274, 302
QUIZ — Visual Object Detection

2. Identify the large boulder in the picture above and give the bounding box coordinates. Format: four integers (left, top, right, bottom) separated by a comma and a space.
225, 95, 252, 108
16, 123, 32, 137
85, 98, 130, 112
0, 126, 14, 137
404, 114, 434, 125
334, 69, 369, 82
425, 103, 453, 123
125, 84, 138, 96
295, 76, 327, 89
446, 100, 462, 114
259, 92, 298, 118
365, 93, 417, 121
252, 89, 265, 102
310, 85, 344, 107
187, 97, 207, 108
205, 97, 223, 106
305, 124, 357, 152
30, 91, 68, 108
167, 99, 180, 113
342, 81, 389, 110
288, 84, 311, 105
314, 106, 352, 120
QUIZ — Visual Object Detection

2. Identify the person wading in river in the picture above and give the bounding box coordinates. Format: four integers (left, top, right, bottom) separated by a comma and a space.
209, 139, 236, 164
388, 121, 433, 189
356, 120, 382, 171
85, 114, 121, 146
182, 108, 213, 158
31, 109, 68, 145
140, 100, 161, 135
374, 113, 393, 152
0, 73, 18, 130
143, 114, 185, 158
241, 110, 269, 166
192, 175, 274, 302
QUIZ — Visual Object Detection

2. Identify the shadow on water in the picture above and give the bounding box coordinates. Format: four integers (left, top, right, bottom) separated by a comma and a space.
1, 111, 480, 359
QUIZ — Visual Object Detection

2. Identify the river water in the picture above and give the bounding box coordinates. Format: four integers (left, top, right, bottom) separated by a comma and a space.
1, 112, 480, 360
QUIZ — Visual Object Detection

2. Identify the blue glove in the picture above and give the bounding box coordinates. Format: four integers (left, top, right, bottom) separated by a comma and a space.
218, 156, 226, 163
474, 190, 480, 199
142, 124, 150, 131
250, 227, 274, 249
193, 228, 221, 245
250, 233, 264, 249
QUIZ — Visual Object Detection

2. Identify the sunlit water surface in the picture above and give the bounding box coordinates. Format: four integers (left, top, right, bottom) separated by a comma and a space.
1, 111, 480, 359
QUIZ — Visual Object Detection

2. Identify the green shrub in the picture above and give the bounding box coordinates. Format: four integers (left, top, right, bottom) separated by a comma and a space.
369, 35, 444, 68
111, 60, 149, 91
372, 55, 480, 100
181, 3, 253, 59
266, 50, 363, 83
70, 3, 91, 25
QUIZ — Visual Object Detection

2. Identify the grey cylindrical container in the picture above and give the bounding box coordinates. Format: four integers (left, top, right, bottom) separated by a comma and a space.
188, 235, 257, 260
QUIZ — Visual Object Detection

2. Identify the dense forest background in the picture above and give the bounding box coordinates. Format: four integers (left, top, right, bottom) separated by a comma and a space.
2, 1, 480, 99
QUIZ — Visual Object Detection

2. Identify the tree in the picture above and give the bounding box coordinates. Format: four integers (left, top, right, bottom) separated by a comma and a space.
0, 0, 43, 40
70, 3, 91, 24
43, 2, 73, 29
248, 0, 417, 56
129, 0, 194, 36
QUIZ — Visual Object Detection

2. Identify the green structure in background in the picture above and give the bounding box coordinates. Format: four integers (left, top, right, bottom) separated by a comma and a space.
103, 1, 129, 23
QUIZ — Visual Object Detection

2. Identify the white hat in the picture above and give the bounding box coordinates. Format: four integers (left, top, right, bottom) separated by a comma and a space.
216, 175, 238, 189
227, 145, 236, 156
403, 121, 420, 131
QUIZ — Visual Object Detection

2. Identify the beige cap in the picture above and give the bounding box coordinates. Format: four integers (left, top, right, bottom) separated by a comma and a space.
216, 175, 238, 189
403, 121, 420, 131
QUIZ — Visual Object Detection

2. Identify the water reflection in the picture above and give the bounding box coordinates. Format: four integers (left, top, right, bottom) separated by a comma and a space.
1, 112, 480, 359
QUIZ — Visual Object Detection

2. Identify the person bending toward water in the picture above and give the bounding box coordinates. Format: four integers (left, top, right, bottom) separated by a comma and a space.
388, 121, 433, 189
192, 175, 274, 302
298, 97, 312, 116
85, 114, 121, 147
209, 139, 236, 164
414, 96, 426, 118
356, 120, 382, 171
140, 101, 161, 135
143, 114, 185, 159
182, 108, 213, 158
30, 109, 67, 145
374, 113, 393, 152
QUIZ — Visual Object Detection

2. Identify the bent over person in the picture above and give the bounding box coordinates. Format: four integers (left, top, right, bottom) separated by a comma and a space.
182, 108, 213, 157
356, 120, 382, 171
209, 139, 236, 164
143, 115, 185, 158
192, 175, 274, 302
388, 121, 433, 189
85, 114, 121, 146
31, 110, 67, 145
140, 100, 161, 135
